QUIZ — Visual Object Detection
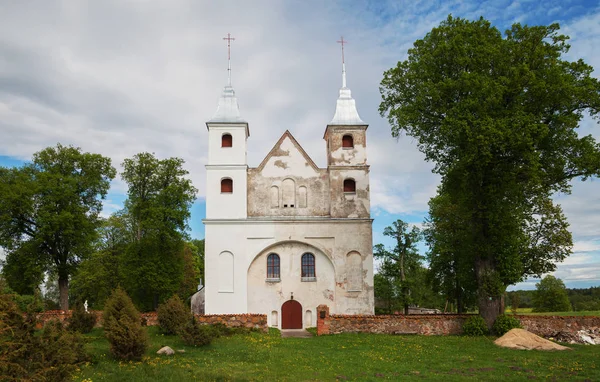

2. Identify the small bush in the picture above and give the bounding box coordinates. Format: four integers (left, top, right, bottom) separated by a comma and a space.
157, 295, 190, 335
0, 293, 87, 381
180, 317, 214, 347
103, 287, 148, 361
492, 314, 522, 336
67, 302, 97, 333
13, 294, 44, 313
462, 315, 488, 336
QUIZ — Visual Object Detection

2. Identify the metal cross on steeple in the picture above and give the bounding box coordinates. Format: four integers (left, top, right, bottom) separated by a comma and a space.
223, 33, 235, 86
337, 36, 347, 88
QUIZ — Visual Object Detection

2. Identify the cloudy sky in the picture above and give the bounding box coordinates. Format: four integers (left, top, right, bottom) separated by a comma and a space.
1, 0, 599, 290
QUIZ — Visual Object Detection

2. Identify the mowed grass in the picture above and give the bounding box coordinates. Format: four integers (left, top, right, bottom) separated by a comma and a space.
74, 326, 599, 381
508, 308, 600, 316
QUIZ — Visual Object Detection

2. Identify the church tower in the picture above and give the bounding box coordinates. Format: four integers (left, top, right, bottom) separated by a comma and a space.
325, 37, 370, 218
205, 33, 248, 220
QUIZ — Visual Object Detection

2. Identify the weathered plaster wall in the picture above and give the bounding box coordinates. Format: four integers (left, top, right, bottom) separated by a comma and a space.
204, 219, 375, 322
329, 168, 370, 218
247, 241, 335, 329
325, 126, 368, 166
248, 134, 330, 217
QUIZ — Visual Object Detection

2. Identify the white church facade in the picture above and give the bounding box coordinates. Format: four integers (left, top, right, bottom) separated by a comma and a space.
203, 48, 374, 329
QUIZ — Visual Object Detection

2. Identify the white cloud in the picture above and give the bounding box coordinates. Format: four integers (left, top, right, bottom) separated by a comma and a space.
1, 0, 599, 288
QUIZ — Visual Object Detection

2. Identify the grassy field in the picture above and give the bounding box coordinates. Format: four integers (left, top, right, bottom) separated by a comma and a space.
74, 326, 599, 381
507, 308, 600, 316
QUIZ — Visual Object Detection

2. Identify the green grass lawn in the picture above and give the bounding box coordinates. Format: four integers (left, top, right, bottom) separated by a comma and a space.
74, 326, 599, 381
507, 308, 600, 316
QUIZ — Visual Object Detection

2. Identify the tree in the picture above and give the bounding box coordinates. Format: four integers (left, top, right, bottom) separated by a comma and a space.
70, 214, 129, 309
119, 153, 197, 311
177, 242, 202, 303
380, 16, 600, 326
532, 275, 571, 312
0, 144, 116, 310
424, 192, 477, 313
374, 220, 424, 314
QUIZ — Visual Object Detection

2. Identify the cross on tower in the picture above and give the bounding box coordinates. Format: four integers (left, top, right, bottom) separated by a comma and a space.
336, 36, 347, 64
223, 33, 235, 85
336, 36, 348, 88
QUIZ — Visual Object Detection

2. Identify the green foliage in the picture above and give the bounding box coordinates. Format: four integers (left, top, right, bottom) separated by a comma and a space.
374, 220, 430, 314
533, 275, 572, 312
0, 144, 116, 310
0, 292, 88, 381
424, 193, 478, 313
510, 293, 520, 315
157, 295, 190, 335
119, 153, 197, 311
103, 287, 148, 361
180, 317, 214, 347
462, 315, 488, 336
177, 242, 202, 303
67, 302, 97, 334
380, 15, 600, 325
492, 314, 522, 336
13, 293, 44, 313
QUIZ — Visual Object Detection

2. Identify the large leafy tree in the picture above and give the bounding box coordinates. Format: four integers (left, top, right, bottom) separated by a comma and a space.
380, 16, 600, 326
0, 144, 116, 310
119, 153, 197, 311
532, 275, 571, 312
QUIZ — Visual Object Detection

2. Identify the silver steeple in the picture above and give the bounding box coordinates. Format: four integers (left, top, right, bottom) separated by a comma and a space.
329, 36, 365, 125
209, 33, 246, 123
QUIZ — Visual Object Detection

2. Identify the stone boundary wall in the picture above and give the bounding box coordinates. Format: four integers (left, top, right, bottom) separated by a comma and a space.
194, 313, 268, 332
315, 305, 600, 337
34, 310, 267, 332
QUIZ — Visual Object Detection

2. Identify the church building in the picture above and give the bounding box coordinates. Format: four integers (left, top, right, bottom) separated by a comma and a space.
203, 40, 374, 329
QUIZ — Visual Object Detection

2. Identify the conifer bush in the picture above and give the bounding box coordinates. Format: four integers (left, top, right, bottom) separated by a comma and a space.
462, 315, 488, 336
180, 316, 214, 347
0, 293, 87, 381
103, 287, 148, 361
67, 302, 97, 333
492, 314, 522, 336
157, 294, 190, 335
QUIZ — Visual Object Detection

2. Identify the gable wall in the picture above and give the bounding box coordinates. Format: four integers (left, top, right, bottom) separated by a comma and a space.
247, 135, 330, 217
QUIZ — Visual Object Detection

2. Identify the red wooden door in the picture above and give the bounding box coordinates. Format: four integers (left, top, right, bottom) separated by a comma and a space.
281, 300, 302, 329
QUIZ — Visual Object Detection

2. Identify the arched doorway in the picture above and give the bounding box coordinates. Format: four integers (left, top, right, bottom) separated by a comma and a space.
281, 300, 302, 329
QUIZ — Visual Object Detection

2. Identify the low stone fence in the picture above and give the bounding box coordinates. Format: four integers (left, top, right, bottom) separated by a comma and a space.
316, 305, 600, 338
195, 313, 268, 332
34, 310, 268, 332
517, 315, 600, 337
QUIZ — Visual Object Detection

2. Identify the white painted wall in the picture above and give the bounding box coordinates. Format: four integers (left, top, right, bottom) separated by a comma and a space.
205, 166, 247, 219
207, 123, 248, 165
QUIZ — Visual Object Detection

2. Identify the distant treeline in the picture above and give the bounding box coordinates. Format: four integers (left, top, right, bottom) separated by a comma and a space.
508, 287, 600, 311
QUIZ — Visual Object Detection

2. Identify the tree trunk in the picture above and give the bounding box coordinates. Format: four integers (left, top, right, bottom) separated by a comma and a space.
478, 294, 503, 329
475, 258, 503, 328
58, 276, 69, 311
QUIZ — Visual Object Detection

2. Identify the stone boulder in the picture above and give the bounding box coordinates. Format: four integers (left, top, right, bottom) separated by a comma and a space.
157, 346, 175, 355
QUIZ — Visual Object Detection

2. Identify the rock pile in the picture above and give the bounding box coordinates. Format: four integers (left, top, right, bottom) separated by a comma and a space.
549, 329, 600, 345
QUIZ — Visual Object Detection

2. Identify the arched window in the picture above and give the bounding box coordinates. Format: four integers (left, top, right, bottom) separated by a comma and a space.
344, 179, 356, 193
301, 253, 315, 279
347, 251, 363, 291
298, 186, 307, 208
282, 178, 295, 207
342, 134, 354, 148
270, 186, 279, 208
218, 251, 234, 292
267, 253, 280, 279
221, 178, 233, 193
222, 133, 232, 147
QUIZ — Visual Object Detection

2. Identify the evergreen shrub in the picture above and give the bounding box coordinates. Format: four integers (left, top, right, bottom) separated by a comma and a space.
0, 293, 87, 381
68, 302, 97, 333
157, 294, 190, 335
462, 315, 488, 336
492, 314, 522, 336
103, 287, 148, 361
180, 317, 214, 347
